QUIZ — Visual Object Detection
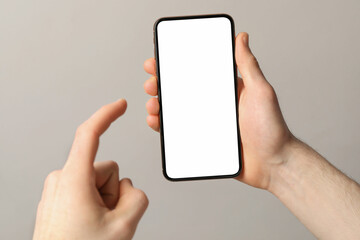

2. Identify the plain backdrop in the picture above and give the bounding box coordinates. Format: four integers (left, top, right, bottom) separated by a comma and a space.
0, 0, 359, 239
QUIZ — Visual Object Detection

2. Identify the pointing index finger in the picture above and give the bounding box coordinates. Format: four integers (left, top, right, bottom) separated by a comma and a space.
64, 99, 127, 175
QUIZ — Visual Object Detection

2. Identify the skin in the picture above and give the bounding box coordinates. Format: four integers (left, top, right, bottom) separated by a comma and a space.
33, 99, 148, 240
34, 32, 360, 240
144, 32, 360, 239
144, 32, 290, 189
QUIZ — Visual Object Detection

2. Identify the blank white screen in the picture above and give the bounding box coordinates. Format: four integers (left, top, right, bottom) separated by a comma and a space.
156, 16, 240, 179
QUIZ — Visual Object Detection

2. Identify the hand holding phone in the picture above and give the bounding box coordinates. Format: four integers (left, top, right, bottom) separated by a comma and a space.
145, 15, 292, 187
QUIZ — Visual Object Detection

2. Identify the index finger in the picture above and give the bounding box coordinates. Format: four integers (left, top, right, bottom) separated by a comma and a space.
64, 99, 127, 175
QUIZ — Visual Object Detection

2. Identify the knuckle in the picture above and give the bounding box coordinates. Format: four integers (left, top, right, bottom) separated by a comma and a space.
263, 84, 276, 100
44, 170, 61, 187
132, 189, 149, 207
107, 160, 119, 172
257, 82, 277, 101
76, 123, 98, 140
100, 104, 112, 112
75, 124, 86, 137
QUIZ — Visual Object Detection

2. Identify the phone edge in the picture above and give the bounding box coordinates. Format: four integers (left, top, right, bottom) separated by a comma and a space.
153, 13, 242, 182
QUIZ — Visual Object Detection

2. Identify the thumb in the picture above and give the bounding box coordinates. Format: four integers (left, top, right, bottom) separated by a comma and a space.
235, 32, 266, 86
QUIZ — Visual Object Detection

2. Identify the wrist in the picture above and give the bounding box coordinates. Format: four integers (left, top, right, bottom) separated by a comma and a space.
265, 135, 360, 239
267, 136, 306, 196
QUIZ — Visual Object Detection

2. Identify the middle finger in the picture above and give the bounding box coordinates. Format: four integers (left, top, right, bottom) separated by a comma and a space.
144, 76, 158, 96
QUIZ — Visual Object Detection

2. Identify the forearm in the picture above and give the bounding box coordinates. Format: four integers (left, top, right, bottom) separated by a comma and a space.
269, 137, 360, 239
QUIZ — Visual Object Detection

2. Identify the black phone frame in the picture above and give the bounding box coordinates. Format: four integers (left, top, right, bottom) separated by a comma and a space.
153, 13, 242, 181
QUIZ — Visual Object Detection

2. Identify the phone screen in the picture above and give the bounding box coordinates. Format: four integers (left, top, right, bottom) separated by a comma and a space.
154, 15, 241, 180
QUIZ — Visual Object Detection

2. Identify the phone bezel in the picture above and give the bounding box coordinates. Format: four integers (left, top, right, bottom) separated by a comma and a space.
153, 14, 242, 181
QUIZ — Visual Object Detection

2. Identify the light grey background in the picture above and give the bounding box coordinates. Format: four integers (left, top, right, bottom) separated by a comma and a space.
0, 0, 359, 239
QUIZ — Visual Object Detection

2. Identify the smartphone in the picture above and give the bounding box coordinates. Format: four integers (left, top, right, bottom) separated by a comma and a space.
153, 14, 241, 181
